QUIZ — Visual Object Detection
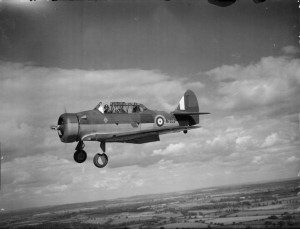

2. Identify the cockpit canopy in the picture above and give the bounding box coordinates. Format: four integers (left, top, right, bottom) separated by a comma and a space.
94, 102, 148, 114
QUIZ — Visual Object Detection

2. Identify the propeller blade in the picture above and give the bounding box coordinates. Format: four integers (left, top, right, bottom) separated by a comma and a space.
64, 105, 67, 113
51, 125, 62, 131
51, 125, 58, 130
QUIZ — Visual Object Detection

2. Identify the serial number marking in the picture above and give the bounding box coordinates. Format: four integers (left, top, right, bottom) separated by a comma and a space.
166, 119, 175, 123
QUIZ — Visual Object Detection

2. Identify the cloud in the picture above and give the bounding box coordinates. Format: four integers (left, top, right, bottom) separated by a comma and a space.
252, 156, 263, 165
282, 45, 300, 55
236, 135, 251, 146
153, 142, 185, 156
205, 55, 300, 117
286, 156, 299, 163
0, 62, 206, 122
261, 132, 280, 148
134, 179, 145, 187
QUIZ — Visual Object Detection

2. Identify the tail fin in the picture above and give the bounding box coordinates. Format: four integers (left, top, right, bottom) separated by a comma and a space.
173, 90, 209, 125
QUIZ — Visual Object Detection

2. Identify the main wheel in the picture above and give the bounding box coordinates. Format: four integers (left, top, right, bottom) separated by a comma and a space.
74, 150, 87, 163
93, 153, 108, 168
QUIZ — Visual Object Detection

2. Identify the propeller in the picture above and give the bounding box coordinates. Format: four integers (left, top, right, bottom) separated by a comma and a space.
50, 123, 63, 136
50, 106, 69, 152
51, 125, 59, 130
50, 108, 65, 138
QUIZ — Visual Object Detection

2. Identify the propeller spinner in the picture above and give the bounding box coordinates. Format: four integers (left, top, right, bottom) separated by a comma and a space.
51, 113, 79, 143
50, 117, 64, 137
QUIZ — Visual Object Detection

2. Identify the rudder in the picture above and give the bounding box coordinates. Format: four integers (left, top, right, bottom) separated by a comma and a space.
175, 90, 200, 125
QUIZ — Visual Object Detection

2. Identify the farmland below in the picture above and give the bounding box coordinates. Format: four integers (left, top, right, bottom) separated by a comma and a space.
0, 177, 299, 228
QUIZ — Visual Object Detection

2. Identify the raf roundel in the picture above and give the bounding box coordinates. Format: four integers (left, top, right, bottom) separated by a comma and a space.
155, 115, 165, 127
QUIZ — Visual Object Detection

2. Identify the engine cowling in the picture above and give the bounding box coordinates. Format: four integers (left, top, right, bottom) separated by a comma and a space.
57, 113, 79, 143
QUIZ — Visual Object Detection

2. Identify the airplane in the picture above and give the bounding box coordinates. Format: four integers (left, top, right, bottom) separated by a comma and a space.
51, 90, 209, 168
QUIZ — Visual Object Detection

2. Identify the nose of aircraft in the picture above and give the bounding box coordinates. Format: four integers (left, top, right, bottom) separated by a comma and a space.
51, 113, 79, 143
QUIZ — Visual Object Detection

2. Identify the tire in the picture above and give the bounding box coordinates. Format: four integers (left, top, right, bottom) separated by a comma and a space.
74, 150, 87, 163
93, 153, 108, 168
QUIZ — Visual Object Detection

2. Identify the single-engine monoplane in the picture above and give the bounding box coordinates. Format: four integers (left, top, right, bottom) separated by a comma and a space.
51, 90, 209, 168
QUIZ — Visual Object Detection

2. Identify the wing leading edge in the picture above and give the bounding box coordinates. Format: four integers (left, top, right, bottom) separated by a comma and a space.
81, 125, 200, 144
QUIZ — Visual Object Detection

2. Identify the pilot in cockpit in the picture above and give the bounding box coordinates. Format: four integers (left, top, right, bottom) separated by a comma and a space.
133, 105, 139, 113
104, 104, 109, 113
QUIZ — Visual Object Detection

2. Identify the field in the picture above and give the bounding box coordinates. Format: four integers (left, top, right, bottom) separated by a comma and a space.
0, 177, 299, 228
207, 215, 270, 225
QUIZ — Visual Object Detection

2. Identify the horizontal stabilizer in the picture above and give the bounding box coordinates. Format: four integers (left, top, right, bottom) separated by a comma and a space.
173, 111, 210, 116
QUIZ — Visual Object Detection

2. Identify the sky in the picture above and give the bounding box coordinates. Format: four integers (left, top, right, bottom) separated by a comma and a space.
0, 0, 299, 211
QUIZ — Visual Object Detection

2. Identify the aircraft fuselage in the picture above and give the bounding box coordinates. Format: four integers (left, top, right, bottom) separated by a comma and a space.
58, 109, 181, 143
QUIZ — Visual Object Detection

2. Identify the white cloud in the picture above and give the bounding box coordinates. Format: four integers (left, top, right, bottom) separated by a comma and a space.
134, 179, 145, 187
205, 56, 300, 114
48, 184, 68, 192
153, 142, 185, 156
235, 135, 258, 150
261, 133, 280, 148
157, 159, 174, 170
287, 156, 299, 163
94, 179, 120, 190
93, 169, 145, 190
0, 62, 196, 125
236, 135, 251, 145
282, 45, 300, 55
252, 156, 263, 165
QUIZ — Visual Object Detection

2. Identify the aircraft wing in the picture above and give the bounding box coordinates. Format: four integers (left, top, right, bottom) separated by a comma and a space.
81, 125, 200, 144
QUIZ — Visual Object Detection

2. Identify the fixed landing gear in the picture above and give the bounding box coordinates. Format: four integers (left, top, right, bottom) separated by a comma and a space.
93, 141, 108, 168
74, 141, 87, 163
74, 150, 87, 163
73, 141, 108, 168
93, 153, 108, 168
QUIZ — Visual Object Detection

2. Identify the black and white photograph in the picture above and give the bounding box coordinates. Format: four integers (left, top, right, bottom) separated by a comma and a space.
0, 0, 299, 228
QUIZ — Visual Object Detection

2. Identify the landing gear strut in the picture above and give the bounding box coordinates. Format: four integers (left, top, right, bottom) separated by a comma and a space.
93, 141, 108, 168
73, 141, 108, 168
74, 141, 87, 163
